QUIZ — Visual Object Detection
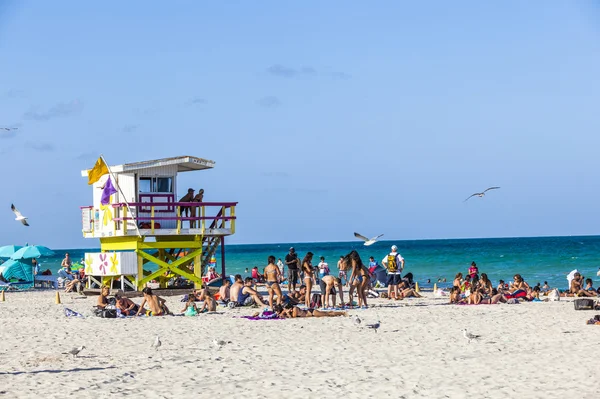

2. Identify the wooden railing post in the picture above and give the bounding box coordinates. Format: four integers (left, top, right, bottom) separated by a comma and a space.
151, 206, 155, 234
176, 206, 181, 234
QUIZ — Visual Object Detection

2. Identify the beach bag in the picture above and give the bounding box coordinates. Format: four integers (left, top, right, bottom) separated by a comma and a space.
574, 298, 595, 310
101, 309, 117, 318
548, 288, 560, 301
310, 293, 322, 308
387, 254, 398, 273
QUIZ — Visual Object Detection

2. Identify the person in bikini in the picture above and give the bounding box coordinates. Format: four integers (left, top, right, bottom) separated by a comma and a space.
302, 252, 315, 308
264, 255, 283, 309
136, 287, 170, 316
453, 272, 463, 289
97, 285, 110, 309
273, 304, 347, 318
347, 250, 370, 308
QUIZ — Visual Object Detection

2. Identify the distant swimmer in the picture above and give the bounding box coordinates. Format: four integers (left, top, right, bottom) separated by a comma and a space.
463, 187, 500, 202
354, 232, 384, 246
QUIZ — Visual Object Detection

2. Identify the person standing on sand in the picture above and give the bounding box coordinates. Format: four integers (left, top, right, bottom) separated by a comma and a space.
337, 256, 348, 286
264, 255, 283, 309
302, 252, 315, 308
285, 247, 299, 293
382, 245, 404, 300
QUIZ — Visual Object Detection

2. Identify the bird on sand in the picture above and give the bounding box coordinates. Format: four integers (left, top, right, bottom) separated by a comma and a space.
151, 335, 161, 351
212, 338, 231, 349
11, 204, 29, 226
462, 329, 481, 344
463, 187, 500, 202
354, 232, 384, 246
352, 315, 362, 326
64, 346, 85, 358
366, 320, 381, 333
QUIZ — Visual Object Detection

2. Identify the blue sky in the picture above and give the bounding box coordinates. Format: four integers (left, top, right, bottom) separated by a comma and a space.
1, 1, 600, 248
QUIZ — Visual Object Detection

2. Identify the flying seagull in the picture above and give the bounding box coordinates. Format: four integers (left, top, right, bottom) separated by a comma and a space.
64, 346, 85, 358
354, 232, 384, 246
11, 204, 29, 226
0, 127, 18, 131
462, 329, 480, 344
151, 335, 161, 351
366, 320, 381, 333
463, 187, 500, 202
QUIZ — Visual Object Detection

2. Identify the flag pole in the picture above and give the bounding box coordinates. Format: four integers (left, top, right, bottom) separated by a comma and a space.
100, 155, 142, 238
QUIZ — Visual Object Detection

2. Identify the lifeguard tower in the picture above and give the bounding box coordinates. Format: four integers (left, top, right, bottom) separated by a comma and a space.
80, 156, 237, 291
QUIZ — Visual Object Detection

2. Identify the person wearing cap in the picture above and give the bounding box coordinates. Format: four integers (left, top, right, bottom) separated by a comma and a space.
382, 245, 405, 300
285, 247, 299, 293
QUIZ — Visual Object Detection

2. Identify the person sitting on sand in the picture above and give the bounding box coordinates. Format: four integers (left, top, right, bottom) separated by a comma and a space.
497, 280, 506, 292
273, 304, 347, 318
180, 293, 199, 316
219, 279, 231, 303
583, 278, 597, 296
199, 289, 217, 312
397, 273, 422, 299
320, 275, 344, 308
477, 273, 493, 297
136, 287, 170, 316
115, 294, 139, 316
288, 285, 307, 303
97, 285, 110, 309
525, 286, 541, 301
461, 275, 472, 293
542, 281, 550, 291
571, 273, 595, 297
509, 274, 530, 294
230, 274, 244, 300
264, 256, 283, 309
231, 277, 267, 307
453, 273, 463, 289
252, 266, 265, 283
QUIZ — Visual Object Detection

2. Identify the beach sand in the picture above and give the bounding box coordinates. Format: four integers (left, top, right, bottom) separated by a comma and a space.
0, 290, 599, 398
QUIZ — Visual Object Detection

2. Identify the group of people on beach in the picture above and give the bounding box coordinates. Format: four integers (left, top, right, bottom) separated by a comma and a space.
449, 261, 599, 305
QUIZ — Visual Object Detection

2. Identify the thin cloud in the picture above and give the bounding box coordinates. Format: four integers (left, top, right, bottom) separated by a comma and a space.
266, 65, 350, 80
187, 97, 206, 106
75, 151, 96, 161
26, 142, 55, 152
257, 96, 282, 108
261, 171, 290, 178
23, 100, 83, 121
6, 89, 26, 98
0, 130, 17, 139
122, 124, 139, 133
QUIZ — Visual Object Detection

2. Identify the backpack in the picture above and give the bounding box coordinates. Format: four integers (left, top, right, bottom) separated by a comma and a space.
387, 254, 398, 273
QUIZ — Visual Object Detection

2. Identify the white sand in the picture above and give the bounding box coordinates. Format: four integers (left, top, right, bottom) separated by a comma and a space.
0, 290, 599, 398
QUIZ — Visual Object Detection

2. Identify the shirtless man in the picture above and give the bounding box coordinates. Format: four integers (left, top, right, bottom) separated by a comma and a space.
136, 287, 170, 316
219, 279, 231, 302
571, 273, 594, 297
115, 294, 139, 316
178, 188, 195, 225
190, 188, 204, 228
231, 277, 267, 307
320, 275, 344, 308
337, 256, 348, 287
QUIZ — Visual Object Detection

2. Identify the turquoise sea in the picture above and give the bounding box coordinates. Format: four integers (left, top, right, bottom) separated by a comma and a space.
33, 235, 600, 290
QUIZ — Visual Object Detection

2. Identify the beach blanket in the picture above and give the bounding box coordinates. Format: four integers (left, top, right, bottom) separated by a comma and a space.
64, 307, 84, 318
236, 311, 282, 320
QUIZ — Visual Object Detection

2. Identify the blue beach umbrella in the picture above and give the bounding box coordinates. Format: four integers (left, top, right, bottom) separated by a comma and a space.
10, 245, 55, 260
0, 245, 23, 259
0, 258, 33, 281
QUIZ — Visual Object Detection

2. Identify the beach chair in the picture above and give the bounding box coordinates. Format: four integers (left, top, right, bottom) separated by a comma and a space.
35, 275, 59, 289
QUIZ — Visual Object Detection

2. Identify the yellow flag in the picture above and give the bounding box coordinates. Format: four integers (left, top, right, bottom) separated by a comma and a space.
87, 157, 109, 185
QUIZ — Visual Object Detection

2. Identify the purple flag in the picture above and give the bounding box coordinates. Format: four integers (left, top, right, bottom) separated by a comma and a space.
101, 176, 117, 205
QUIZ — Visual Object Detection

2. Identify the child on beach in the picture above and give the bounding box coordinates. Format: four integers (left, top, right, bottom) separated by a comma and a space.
181, 294, 199, 316
453, 273, 463, 289
468, 262, 479, 280
199, 289, 217, 312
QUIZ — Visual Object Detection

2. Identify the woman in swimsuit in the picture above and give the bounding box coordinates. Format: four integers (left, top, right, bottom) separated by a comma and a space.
274, 304, 347, 318
302, 252, 315, 308
478, 273, 493, 297
264, 255, 283, 309
453, 272, 463, 289
510, 274, 529, 294
347, 250, 370, 308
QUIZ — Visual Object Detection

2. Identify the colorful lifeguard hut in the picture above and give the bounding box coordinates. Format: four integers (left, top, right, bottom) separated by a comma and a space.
80, 156, 237, 291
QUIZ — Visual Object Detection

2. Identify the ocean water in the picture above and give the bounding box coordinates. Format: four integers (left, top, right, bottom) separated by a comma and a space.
34, 235, 600, 289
